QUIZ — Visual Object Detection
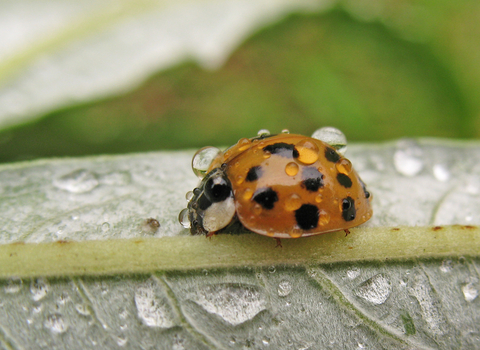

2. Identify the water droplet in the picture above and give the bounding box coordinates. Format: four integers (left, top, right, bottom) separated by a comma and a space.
357, 342, 366, 349
53, 169, 98, 193
235, 174, 245, 185
135, 283, 175, 328
285, 162, 299, 176
346, 267, 360, 280
262, 337, 271, 345
393, 140, 424, 177
288, 227, 303, 238
75, 304, 91, 316
101, 222, 110, 232
192, 284, 266, 325
57, 292, 70, 305
30, 279, 49, 301
253, 204, 262, 215
178, 208, 191, 228
192, 146, 221, 178
257, 129, 270, 137
115, 336, 128, 347
462, 282, 478, 302
277, 280, 292, 297
319, 210, 330, 226
242, 188, 254, 201
311, 127, 347, 155
268, 266, 276, 274
285, 193, 302, 211
44, 313, 68, 334
237, 138, 251, 151
296, 139, 319, 165
315, 194, 323, 203
433, 164, 450, 182
336, 159, 352, 175
281, 129, 290, 134
185, 191, 194, 201
354, 274, 392, 305
439, 260, 453, 273
4, 277, 22, 294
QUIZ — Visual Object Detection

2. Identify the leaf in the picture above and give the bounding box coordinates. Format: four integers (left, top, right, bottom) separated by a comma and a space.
0, 139, 479, 348
0, 0, 323, 130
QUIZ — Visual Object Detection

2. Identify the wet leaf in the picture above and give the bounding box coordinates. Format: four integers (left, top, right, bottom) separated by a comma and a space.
0, 139, 479, 348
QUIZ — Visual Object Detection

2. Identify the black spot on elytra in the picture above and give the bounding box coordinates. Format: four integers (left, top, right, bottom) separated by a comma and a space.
295, 204, 319, 230
341, 197, 356, 221
325, 147, 340, 163
301, 167, 324, 192
263, 143, 299, 158
337, 173, 352, 188
253, 188, 278, 210
246, 166, 262, 182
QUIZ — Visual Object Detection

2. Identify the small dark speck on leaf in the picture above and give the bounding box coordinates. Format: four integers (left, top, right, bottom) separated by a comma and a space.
462, 225, 476, 229
391, 228, 400, 231
56, 240, 70, 244
432, 226, 443, 231
134, 240, 143, 244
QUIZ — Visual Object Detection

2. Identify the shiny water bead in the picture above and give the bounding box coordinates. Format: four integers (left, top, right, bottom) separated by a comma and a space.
285, 162, 299, 176
192, 146, 221, 178
257, 129, 271, 137
178, 208, 191, 228
295, 139, 319, 165
336, 159, 353, 175
311, 127, 347, 155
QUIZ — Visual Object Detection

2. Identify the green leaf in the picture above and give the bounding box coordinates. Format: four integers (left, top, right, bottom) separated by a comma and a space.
0, 139, 479, 348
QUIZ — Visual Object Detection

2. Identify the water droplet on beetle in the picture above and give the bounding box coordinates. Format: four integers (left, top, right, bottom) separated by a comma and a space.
53, 169, 98, 193
336, 159, 352, 175
319, 210, 330, 226
296, 139, 319, 165
311, 127, 347, 155
253, 204, 262, 215
277, 280, 292, 297
192, 146, 221, 178
242, 188, 254, 201
281, 129, 290, 134
185, 191, 194, 201
393, 139, 424, 177
289, 228, 303, 238
285, 162, 299, 176
285, 193, 302, 211
178, 208, 191, 228
257, 129, 270, 137
354, 274, 392, 305
237, 138, 251, 151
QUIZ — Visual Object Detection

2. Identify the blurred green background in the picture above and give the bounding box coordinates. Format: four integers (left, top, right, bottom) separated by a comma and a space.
1, 3, 479, 163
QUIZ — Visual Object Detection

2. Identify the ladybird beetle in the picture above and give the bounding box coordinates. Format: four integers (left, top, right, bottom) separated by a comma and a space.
179, 128, 372, 239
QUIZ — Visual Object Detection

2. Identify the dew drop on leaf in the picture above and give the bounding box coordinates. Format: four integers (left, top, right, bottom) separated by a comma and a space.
44, 313, 68, 334
462, 282, 478, 302
30, 278, 49, 301
53, 169, 99, 193
432, 164, 450, 182
134, 283, 174, 328
277, 280, 292, 297
191, 283, 266, 325
4, 277, 22, 294
393, 140, 424, 177
354, 274, 392, 305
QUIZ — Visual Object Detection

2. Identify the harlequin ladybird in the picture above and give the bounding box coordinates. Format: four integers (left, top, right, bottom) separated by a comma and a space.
179, 128, 372, 239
